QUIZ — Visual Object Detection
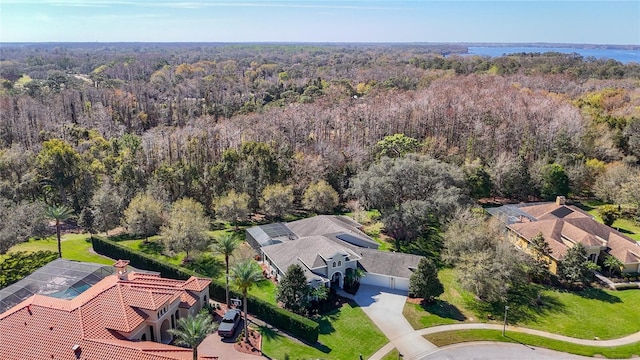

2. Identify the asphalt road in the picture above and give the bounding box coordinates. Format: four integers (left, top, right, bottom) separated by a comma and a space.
420, 342, 597, 360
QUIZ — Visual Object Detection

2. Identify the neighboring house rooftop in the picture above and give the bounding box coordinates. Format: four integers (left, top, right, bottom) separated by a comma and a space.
492, 201, 640, 265
0, 260, 211, 360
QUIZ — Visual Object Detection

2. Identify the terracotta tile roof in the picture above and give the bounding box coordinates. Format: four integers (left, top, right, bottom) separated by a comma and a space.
181, 277, 211, 292
0, 268, 211, 360
179, 291, 200, 309
113, 259, 131, 268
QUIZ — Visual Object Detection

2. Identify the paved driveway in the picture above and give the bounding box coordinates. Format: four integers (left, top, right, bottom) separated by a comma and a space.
420, 342, 594, 360
197, 319, 263, 360
351, 285, 437, 360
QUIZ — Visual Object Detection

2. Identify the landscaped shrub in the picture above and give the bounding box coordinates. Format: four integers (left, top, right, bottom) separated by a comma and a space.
92, 235, 195, 279
0, 251, 58, 288
92, 235, 319, 343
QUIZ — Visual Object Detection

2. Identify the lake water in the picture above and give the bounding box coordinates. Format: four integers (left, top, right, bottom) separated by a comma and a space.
466, 46, 639, 64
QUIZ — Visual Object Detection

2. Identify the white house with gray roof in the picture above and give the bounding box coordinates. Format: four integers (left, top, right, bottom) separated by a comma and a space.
246, 215, 423, 292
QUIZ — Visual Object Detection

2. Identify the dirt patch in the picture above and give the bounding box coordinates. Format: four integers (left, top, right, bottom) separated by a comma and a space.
406, 297, 423, 304
234, 328, 262, 356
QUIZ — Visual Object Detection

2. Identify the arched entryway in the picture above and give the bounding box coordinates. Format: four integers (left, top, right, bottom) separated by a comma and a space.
330, 271, 343, 288
160, 318, 171, 344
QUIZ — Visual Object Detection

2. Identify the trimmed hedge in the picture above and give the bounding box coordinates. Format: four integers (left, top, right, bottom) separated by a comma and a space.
92, 236, 319, 343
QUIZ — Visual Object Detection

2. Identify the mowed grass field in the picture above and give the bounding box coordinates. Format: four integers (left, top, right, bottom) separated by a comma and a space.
260, 301, 388, 360
3, 233, 113, 265
578, 200, 640, 241
404, 268, 640, 340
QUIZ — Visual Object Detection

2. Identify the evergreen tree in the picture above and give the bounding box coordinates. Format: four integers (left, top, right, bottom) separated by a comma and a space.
276, 264, 311, 314
558, 243, 599, 286
409, 258, 444, 303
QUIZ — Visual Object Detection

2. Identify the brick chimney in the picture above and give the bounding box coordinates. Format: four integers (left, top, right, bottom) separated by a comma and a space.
556, 196, 566, 206
113, 260, 130, 280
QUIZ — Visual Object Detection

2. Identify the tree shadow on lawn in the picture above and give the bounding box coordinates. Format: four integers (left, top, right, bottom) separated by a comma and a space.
615, 227, 636, 236
421, 299, 466, 321
575, 287, 621, 304
316, 309, 341, 335
258, 323, 332, 355
138, 240, 164, 255
467, 284, 566, 324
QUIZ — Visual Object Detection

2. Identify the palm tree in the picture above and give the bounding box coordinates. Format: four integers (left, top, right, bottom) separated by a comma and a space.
168, 312, 218, 360
45, 205, 74, 258
231, 260, 263, 343
603, 254, 623, 275
211, 233, 240, 307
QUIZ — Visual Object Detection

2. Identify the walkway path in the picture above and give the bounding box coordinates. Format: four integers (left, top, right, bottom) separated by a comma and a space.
368, 321, 640, 359
340, 285, 437, 360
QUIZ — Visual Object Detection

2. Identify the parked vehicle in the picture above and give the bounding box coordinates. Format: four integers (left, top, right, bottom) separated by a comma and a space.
217, 309, 241, 337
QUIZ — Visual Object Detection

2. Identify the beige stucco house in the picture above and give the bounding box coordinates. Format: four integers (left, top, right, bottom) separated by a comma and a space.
488, 197, 640, 274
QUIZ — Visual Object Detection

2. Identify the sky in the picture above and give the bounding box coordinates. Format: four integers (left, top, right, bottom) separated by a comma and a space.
1, 1, 638, 45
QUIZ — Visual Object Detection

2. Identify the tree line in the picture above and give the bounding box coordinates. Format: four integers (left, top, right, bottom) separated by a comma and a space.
1, 44, 639, 264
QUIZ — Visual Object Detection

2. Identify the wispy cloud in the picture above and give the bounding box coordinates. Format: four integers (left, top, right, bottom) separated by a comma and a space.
136, 1, 411, 11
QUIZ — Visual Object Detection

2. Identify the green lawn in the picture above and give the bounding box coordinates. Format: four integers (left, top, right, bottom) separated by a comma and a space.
380, 348, 400, 360
261, 301, 388, 360
249, 279, 277, 305
424, 329, 640, 359
5, 234, 114, 265
405, 268, 640, 339
578, 201, 640, 241
118, 237, 185, 265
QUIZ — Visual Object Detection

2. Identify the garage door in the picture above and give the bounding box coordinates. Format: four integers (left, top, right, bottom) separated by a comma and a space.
394, 278, 409, 291
361, 273, 410, 291
360, 273, 390, 288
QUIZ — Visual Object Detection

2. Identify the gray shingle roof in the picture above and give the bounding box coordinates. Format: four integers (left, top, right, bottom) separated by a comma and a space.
262, 235, 359, 275
346, 247, 422, 278
286, 215, 379, 249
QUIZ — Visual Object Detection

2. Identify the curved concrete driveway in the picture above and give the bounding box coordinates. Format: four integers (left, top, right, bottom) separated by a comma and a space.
420, 342, 595, 360
349, 285, 437, 360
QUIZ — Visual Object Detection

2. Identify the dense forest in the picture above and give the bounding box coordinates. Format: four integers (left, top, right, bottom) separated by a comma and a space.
0, 43, 639, 256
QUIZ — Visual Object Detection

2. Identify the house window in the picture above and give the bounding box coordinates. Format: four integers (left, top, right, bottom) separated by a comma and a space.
338, 261, 342, 266
333, 261, 336, 267
141, 333, 147, 341
149, 326, 155, 342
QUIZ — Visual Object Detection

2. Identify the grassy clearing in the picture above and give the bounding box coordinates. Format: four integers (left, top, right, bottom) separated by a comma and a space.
261, 302, 388, 360
405, 268, 640, 339
424, 329, 640, 359
6, 234, 114, 264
